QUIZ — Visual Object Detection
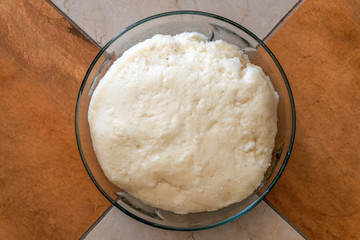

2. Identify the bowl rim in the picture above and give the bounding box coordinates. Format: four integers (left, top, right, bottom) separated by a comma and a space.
75, 10, 296, 231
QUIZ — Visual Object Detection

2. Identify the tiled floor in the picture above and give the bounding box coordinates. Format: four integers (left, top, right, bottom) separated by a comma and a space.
50, 0, 301, 47
48, 0, 305, 238
82, 201, 305, 240
1, 0, 360, 239
265, 0, 360, 238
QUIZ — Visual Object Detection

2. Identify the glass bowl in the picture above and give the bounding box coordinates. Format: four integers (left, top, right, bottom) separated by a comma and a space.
75, 11, 295, 231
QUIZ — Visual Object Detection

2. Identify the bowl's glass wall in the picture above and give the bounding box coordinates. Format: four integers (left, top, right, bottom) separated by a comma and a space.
76, 11, 295, 231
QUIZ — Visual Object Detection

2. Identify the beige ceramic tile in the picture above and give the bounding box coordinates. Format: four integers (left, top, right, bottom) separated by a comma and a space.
82, 201, 305, 240
50, 0, 300, 47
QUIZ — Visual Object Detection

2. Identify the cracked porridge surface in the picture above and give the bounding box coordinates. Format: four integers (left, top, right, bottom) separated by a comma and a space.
88, 32, 278, 214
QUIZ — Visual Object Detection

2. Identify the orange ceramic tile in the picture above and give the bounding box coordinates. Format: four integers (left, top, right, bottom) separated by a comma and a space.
0, 1, 109, 239
265, 0, 360, 239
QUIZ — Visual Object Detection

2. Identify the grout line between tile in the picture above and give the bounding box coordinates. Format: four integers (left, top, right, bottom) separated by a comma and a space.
80, 204, 114, 240
263, 198, 309, 240
46, 0, 102, 50
263, 0, 305, 43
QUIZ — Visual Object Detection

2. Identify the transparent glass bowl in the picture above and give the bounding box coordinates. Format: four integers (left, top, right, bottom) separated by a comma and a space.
75, 11, 295, 231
